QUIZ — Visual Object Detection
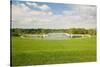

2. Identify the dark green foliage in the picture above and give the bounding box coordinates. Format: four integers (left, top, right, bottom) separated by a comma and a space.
11, 28, 22, 37
11, 28, 96, 36
67, 28, 88, 34
87, 29, 96, 35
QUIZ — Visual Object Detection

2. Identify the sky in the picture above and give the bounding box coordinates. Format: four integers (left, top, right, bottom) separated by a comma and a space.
11, 1, 96, 29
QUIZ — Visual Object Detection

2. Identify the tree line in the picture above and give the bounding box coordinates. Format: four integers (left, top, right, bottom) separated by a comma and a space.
11, 28, 96, 36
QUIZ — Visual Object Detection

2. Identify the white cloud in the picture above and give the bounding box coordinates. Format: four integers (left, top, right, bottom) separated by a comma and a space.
63, 5, 96, 17
26, 2, 51, 11
73, 5, 96, 16
27, 2, 38, 7
38, 4, 51, 11
12, 2, 96, 29
12, 3, 53, 28
61, 4, 96, 29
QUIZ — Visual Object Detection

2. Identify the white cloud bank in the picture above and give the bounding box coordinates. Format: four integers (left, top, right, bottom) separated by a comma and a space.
26, 2, 51, 11
11, 2, 96, 29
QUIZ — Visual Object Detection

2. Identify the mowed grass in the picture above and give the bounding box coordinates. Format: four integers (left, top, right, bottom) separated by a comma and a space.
12, 37, 96, 66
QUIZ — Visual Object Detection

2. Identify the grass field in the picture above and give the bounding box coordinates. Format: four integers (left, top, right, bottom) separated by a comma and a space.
12, 37, 96, 66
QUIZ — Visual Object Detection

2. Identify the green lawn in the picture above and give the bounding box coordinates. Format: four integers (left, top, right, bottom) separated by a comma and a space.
12, 37, 96, 66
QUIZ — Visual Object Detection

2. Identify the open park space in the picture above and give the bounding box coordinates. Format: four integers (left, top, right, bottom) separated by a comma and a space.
12, 36, 96, 66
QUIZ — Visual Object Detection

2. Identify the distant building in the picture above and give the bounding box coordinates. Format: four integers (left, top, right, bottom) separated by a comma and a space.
23, 34, 48, 39
21, 33, 91, 39
45, 33, 91, 39
45, 32, 70, 39
70, 34, 91, 38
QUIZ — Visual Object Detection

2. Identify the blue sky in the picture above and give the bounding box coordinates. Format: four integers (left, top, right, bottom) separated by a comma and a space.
11, 1, 73, 15
11, 1, 96, 29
